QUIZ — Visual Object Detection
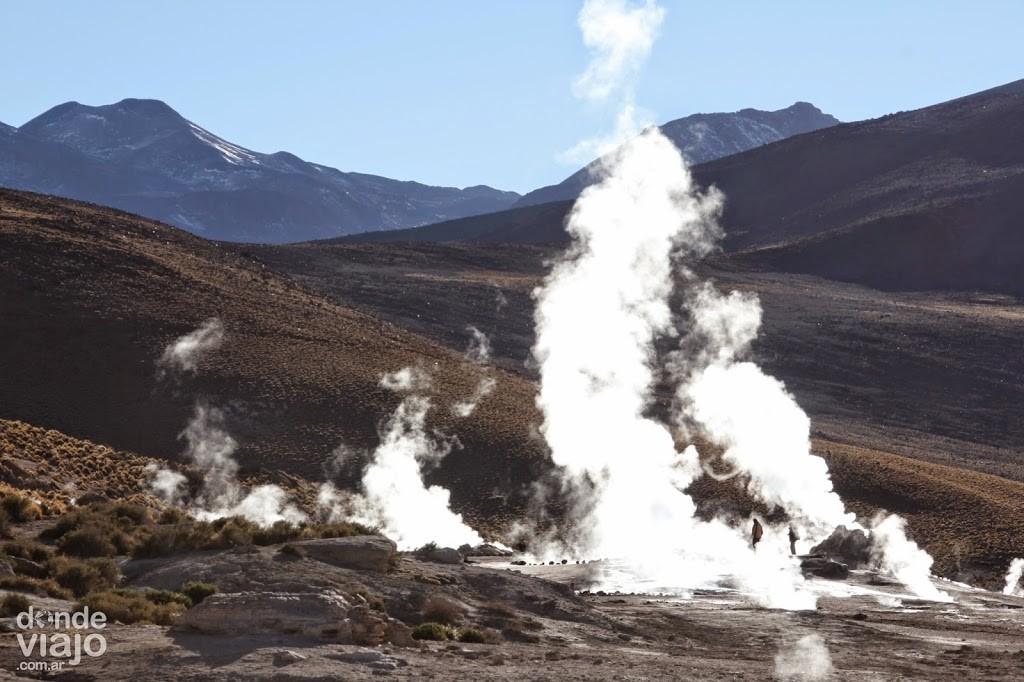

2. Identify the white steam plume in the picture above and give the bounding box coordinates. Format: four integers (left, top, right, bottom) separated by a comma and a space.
572, 0, 664, 102
451, 327, 496, 417
1004, 558, 1024, 596
675, 283, 856, 539
561, 0, 664, 163
465, 326, 491, 363
346, 368, 484, 550
869, 514, 949, 601
532, 127, 820, 608
534, 128, 719, 561
144, 463, 186, 505
773, 634, 833, 681
148, 403, 306, 526
452, 377, 496, 418
157, 318, 224, 378
528, 0, 948, 608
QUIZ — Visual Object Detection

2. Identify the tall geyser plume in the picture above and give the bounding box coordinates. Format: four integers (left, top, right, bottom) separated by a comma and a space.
528, 0, 947, 605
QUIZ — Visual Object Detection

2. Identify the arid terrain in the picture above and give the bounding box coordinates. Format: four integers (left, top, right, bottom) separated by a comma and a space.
2, 541, 1023, 681
1, 164, 1023, 679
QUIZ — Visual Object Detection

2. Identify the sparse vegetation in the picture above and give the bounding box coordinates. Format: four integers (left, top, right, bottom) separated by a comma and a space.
277, 542, 306, 559
0, 493, 43, 522
0, 592, 31, 617
180, 581, 218, 606
456, 627, 489, 643
79, 589, 187, 625
422, 594, 465, 625
412, 621, 453, 641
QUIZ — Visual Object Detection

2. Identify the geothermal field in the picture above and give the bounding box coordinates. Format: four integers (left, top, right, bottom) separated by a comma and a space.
1, 1, 1023, 680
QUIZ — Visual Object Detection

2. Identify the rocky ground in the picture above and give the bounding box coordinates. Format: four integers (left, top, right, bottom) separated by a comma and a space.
1, 539, 1022, 680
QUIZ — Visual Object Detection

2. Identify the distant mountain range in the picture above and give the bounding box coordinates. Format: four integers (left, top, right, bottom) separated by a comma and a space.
0, 99, 520, 243
516, 102, 840, 206
348, 79, 1024, 295
0, 99, 839, 243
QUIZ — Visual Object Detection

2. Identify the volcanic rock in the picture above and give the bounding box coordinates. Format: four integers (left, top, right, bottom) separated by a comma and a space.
801, 557, 851, 580
0, 559, 14, 578
174, 590, 413, 646
810, 525, 872, 568
291, 535, 396, 572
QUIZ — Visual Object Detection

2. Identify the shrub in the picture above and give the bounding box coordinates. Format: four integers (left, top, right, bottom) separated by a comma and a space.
0, 593, 31, 617
51, 558, 117, 598
58, 526, 117, 558
2, 540, 53, 563
412, 622, 451, 641
157, 507, 189, 525
456, 628, 488, 644
253, 520, 302, 546
131, 525, 187, 559
180, 581, 218, 607
277, 543, 306, 559
39, 507, 89, 540
0, 494, 43, 522
142, 589, 191, 608
316, 521, 374, 538
112, 501, 152, 526
422, 595, 464, 625
0, 576, 72, 600
79, 589, 185, 625
351, 589, 386, 613
415, 542, 439, 557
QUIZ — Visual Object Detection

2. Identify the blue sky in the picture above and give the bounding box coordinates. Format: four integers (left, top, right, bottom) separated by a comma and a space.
2, 1, 1022, 193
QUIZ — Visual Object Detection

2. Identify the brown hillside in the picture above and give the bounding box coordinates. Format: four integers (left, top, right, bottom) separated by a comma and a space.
0, 189, 546, 529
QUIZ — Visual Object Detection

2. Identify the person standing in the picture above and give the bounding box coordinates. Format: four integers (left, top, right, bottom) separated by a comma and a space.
751, 518, 764, 550
788, 526, 799, 556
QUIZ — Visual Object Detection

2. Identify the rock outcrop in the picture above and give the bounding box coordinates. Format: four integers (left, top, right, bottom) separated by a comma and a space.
810, 526, 872, 568
292, 535, 397, 572
174, 590, 414, 646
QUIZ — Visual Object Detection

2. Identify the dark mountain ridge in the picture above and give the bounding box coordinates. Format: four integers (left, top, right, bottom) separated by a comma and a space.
517, 101, 840, 206
344, 79, 1024, 294
1, 98, 519, 243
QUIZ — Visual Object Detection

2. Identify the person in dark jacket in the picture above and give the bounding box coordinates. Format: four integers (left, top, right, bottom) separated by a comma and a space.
751, 518, 764, 550
788, 526, 799, 555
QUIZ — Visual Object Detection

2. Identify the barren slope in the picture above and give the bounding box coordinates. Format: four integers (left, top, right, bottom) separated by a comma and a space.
0, 189, 545, 529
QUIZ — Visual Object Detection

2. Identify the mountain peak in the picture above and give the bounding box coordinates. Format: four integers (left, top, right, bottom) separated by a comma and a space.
19, 98, 189, 161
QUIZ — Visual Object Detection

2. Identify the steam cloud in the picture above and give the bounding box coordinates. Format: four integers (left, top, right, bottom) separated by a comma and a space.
562, 0, 664, 163
773, 634, 834, 681
148, 321, 305, 527
342, 367, 484, 550
148, 403, 306, 526
157, 318, 224, 378
465, 325, 491, 363
525, 0, 948, 607
452, 327, 496, 417
1004, 557, 1024, 596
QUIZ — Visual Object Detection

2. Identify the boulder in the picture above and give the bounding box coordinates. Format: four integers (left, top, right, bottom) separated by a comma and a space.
273, 650, 306, 665
801, 557, 851, 580
292, 535, 396, 572
418, 546, 464, 564
809, 525, 872, 568
0, 559, 14, 578
173, 591, 413, 647
8, 557, 47, 579
459, 543, 513, 557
